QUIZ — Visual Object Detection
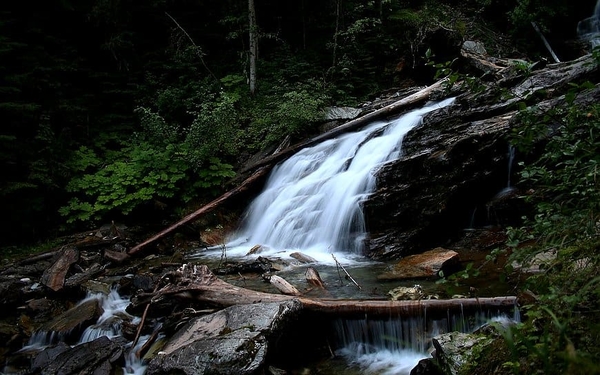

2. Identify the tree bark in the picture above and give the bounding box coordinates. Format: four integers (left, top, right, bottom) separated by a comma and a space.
248, 0, 258, 95
128, 168, 269, 256
240, 78, 446, 174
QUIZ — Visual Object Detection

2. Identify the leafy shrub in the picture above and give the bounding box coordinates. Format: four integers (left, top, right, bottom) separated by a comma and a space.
498, 86, 600, 373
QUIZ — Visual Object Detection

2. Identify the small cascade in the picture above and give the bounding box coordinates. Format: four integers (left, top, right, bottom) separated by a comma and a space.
199, 98, 455, 265
507, 144, 515, 189
124, 334, 151, 375
79, 288, 140, 343
333, 306, 520, 375
19, 292, 106, 352
19, 289, 147, 375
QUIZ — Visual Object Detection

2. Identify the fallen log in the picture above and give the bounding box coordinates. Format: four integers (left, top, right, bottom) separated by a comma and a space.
135, 264, 517, 319
240, 79, 447, 174
128, 167, 269, 256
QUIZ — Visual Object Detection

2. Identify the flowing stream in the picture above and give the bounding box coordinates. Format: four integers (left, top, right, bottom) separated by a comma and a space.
190, 97, 522, 374
20, 289, 148, 375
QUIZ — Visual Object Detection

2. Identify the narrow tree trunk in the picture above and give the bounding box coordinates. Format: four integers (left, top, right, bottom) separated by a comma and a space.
248, 0, 258, 95
240, 78, 446, 174
332, 0, 341, 67
128, 168, 269, 256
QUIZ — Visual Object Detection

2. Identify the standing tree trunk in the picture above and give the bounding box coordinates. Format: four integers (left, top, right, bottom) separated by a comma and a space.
332, 0, 341, 67
248, 0, 258, 95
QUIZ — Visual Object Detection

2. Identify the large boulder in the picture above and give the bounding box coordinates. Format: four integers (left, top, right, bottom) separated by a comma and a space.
147, 300, 302, 375
31, 335, 125, 375
364, 55, 600, 259
378, 247, 459, 280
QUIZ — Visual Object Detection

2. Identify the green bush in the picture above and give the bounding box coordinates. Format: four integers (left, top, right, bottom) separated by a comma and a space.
498, 88, 600, 373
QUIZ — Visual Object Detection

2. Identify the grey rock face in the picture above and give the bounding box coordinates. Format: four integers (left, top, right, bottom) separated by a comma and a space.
147, 300, 302, 375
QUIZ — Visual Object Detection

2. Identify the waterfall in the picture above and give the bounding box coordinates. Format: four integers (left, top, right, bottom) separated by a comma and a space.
333, 307, 520, 375
578, 0, 600, 48
215, 98, 455, 265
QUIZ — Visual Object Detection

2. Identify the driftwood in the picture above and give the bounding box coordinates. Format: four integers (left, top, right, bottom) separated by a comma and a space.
269, 275, 301, 296
128, 167, 269, 256
41, 246, 80, 292
136, 264, 517, 318
240, 79, 446, 174
332, 254, 361, 290
305, 267, 325, 289
290, 252, 317, 264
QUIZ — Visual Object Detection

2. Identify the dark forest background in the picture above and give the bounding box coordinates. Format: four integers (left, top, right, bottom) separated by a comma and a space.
1, 0, 596, 246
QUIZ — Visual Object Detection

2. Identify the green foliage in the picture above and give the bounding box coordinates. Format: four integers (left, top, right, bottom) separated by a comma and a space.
249, 79, 329, 147
508, 0, 567, 34
60, 141, 235, 224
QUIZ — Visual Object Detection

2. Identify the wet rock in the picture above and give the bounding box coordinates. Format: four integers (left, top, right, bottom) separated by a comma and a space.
214, 256, 273, 275
130, 273, 156, 292
25, 297, 68, 327
290, 252, 317, 264
365, 57, 600, 260
32, 335, 125, 375
388, 285, 423, 300
432, 332, 491, 375
0, 277, 45, 312
378, 248, 459, 280
147, 300, 302, 375
104, 249, 130, 264
410, 358, 444, 375
39, 297, 103, 339
462, 40, 487, 55
247, 244, 268, 255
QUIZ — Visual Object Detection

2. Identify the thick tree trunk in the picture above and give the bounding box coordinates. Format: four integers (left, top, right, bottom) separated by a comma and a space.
128, 168, 269, 256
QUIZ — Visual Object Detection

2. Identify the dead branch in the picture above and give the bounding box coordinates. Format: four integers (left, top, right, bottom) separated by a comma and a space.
332, 254, 361, 290
128, 168, 268, 256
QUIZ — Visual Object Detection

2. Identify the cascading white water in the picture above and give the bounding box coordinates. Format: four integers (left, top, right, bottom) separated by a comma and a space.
334, 308, 520, 375
219, 98, 455, 264
79, 288, 139, 343
20, 289, 147, 375
578, 0, 600, 48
